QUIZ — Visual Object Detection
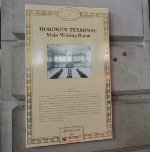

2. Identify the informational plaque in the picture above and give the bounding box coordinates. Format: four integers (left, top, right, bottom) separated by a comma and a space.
26, 4, 112, 148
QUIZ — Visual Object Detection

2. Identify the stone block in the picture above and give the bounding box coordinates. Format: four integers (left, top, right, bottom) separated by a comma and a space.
12, 94, 150, 152
12, 0, 144, 39
111, 42, 150, 93
12, 43, 25, 97
1, 100, 17, 152
1, 42, 13, 101
1, 0, 16, 40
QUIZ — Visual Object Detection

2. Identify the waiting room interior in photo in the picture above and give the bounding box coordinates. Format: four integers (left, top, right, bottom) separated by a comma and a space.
47, 44, 92, 79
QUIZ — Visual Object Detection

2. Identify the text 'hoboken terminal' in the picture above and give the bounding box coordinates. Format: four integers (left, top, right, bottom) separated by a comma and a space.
39, 27, 97, 38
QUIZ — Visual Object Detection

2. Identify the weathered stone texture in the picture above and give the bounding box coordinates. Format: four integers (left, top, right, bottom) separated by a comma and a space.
1, 42, 13, 101
1, 100, 17, 152
12, 43, 25, 97
111, 43, 150, 93
1, 0, 16, 40
12, 0, 144, 38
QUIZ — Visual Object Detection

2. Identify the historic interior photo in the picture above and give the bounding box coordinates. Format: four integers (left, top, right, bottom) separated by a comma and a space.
47, 44, 92, 79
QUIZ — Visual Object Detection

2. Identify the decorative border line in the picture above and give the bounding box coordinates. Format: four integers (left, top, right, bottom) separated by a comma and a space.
26, 8, 112, 146
26, 11, 33, 145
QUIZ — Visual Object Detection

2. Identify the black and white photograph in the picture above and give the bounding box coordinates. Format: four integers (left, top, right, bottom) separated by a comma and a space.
47, 44, 92, 79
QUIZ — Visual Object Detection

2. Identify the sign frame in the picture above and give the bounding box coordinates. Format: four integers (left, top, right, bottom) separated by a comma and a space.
26, 4, 112, 147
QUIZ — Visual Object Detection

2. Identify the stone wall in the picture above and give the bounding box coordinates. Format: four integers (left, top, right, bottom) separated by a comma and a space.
1, 0, 150, 152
